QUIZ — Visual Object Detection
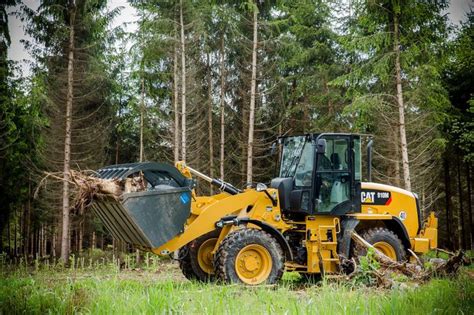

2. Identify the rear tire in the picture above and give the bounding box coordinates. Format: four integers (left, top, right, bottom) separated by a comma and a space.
214, 228, 284, 285
354, 227, 406, 261
179, 230, 220, 281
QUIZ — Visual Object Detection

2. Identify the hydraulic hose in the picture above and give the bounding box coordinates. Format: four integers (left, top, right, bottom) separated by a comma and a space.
186, 165, 241, 195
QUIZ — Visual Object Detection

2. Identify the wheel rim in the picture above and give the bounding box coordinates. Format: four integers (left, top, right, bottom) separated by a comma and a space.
235, 244, 272, 285
197, 238, 217, 275
373, 241, 397, 260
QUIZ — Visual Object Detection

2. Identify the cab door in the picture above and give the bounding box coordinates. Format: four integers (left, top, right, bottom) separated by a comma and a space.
312, 135, 358, 215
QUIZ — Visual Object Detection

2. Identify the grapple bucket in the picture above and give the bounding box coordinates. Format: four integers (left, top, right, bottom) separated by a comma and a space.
90, 162, 193, 250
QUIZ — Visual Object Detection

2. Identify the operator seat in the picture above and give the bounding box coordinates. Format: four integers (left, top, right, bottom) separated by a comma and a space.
328, 153, 349, 204
330, 153, 340, 170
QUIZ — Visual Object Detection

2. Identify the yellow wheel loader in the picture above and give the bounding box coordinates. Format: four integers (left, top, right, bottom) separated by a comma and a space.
91, 133, 438, 284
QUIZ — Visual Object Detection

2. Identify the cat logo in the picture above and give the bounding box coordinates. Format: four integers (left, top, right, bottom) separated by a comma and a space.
361, 191, 375, 203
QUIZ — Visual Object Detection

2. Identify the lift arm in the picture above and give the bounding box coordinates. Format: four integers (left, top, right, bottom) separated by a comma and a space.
175, 161, 241, 195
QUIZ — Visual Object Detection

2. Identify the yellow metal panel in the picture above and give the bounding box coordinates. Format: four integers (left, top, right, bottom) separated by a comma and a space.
361, 182, 419, 237
413, 238, 430, 253
347, 213, 393, 220
305, 216, 340, 274
152, 190, 264, 254
152, 188, 288, 255
417, 212, 438, 249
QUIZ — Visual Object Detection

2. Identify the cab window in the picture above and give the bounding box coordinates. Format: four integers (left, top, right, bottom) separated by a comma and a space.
294, 142, 314, 187
315, 137, 351, 213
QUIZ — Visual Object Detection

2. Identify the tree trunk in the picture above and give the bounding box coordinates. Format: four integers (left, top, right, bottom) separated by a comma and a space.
325, 79, 333, 117
173, 30, 180, 163
14, 208, 17, 256
42, 224, 47, 257
92, 231, 96, 250
139, 75, 145, 162
457, 156, 465, 249
219, 36, 225, 180
78, 221, 83, 253
52, 226, 56, 258
467, 164, 473, 250
246, 6, 258, 186
7, 215, 11, 255
444, 156, 453, 249
61, 0, 75, 263
393, 12, 411, 191
180, 0, 187, 162
207, 53, 214, 193
39, 224, 43, 257
393, 127, 401, 187
115, 140, 119, 164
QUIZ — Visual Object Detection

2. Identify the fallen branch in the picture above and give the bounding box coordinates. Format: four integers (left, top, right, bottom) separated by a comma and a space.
349, 231, 470, 287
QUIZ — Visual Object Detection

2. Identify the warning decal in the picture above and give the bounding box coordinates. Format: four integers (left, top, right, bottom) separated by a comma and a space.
361, 190, 392, 206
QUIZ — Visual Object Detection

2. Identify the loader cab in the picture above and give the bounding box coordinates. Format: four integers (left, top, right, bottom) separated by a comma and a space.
272, 133, 362, 217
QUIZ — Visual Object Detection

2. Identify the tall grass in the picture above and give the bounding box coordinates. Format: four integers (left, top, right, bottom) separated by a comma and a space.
0, 264, 472, 314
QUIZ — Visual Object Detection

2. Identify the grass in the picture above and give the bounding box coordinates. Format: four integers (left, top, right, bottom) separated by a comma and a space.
0, 260, 473, 315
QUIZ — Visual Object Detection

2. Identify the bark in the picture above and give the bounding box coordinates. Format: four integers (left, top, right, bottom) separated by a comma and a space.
444, 156, 453, 249
219, 36, 225, 180
14, 208, 17, 256
7, 215, 10, 255
394, 127, 401, 187
23, 196, 29, 257
246, 6, 258, 186
115, 141, 119, 164
78, 221, 83, 253
92, 231, 96, 250
207, 53, 214, 193
61, 0, 75, 263
467, 165, 473, 250
180, 0, 187, 161
456, 156, 465, 249
139, 75, 145, 162
42, 224, 46, 256
173, 29, 180, 163
393, 12, 411, 191
325, 79, 333, 117
52, 226, 56, 258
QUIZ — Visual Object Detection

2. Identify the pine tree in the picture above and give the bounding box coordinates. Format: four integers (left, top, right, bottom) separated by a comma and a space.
334, 0, 450, 205
24, 0, 116, 261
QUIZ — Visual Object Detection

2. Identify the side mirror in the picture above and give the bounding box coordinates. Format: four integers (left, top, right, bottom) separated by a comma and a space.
317, 139, 327, 154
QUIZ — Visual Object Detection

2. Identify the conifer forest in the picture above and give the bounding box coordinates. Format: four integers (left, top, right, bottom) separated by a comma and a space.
0, 0, 473, 313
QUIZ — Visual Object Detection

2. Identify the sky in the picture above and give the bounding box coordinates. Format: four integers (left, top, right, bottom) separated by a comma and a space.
6, 0, 474, 76
7, 0, 139, 75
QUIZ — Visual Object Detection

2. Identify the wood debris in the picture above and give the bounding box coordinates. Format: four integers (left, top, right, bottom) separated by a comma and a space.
344, 231, 471, 288
36, 170, 147, 211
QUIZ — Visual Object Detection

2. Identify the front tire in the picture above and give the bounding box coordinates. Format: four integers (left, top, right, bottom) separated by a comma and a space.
355, 227, 406, 261
214, 228, 284, 285
179, 230, 220, 281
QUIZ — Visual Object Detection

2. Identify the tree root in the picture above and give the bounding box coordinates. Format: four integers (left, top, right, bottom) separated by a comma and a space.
35, 170, 147, 212
344, 231, 471, 288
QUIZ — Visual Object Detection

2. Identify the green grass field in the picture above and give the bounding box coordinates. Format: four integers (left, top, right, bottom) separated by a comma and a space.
1, 259, 473, 315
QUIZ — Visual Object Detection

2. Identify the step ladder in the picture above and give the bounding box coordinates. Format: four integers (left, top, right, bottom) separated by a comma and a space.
318, 219, 341, 270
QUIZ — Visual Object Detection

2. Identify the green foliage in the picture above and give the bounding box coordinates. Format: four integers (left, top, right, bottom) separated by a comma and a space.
442, 13, 474, 164
351, 247, 381, 286
0, 266, 472, 314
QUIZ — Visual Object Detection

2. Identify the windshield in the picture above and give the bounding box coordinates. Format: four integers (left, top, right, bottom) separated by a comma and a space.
279, 136, 312, 179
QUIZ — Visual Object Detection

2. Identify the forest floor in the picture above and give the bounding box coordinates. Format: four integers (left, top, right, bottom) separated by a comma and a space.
1, 258, 473, 314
